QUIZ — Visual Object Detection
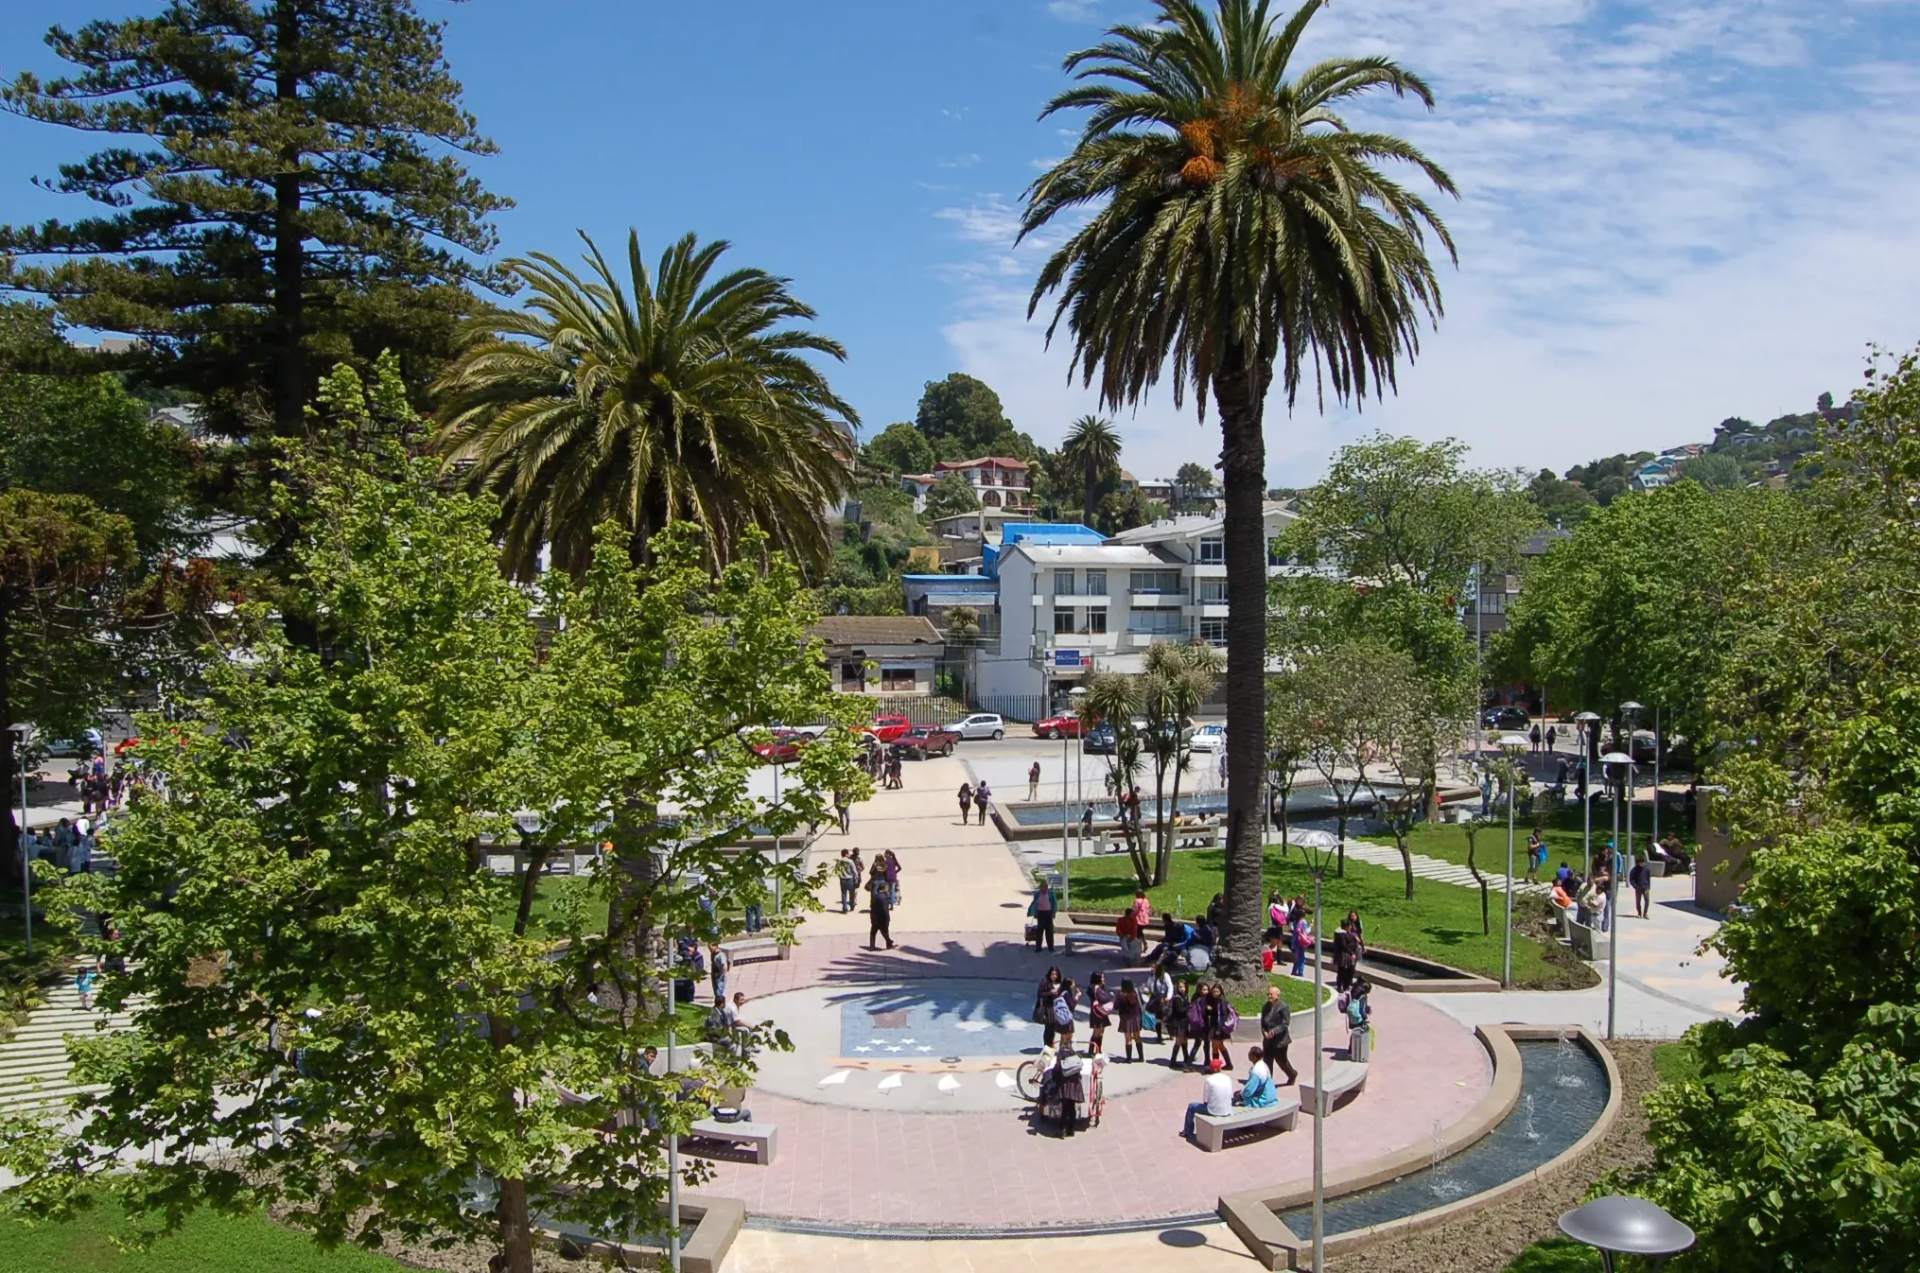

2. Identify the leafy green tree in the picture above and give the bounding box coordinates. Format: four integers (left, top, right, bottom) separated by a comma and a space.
0, 0, 508, 435
1265, 669, 1315, 853
435, 231, 856, 579
0, 367, 867, 1273
1357, 652, 1467, 898
1083, 670, 1154, 887
1623, 351, 1920, 1270
1021, 0, 1457, 986
1175, 461, 1216, 512
922, 471, 982, 520
1099, 486, 1165, 533
913, 373, 1029, 460
1681, 451, 1743, 491
1062, 414, 1123, 526
1496, 481, 1809, 747
862, 421, 934, 475
1526, 466, 1598, 527
1135, 642, 1224, 884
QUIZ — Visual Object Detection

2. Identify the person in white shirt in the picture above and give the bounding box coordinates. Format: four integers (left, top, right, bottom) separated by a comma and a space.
1183, 1059, 1236, 1138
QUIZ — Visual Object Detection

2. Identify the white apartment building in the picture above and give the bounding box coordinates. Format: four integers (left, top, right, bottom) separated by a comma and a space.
972, 505, 1300, 708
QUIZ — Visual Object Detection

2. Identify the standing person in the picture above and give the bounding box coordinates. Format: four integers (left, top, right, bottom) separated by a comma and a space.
1028, 761, 1042, 802
836, 849, 859, 913
1630, 856, 1653, 919
75, 967, 97, 1012
958, 782, 974, 823
849, 846, 865, 893
1028, 873, 1059, 951
1182, 1058, 1235, 1141
1546, 723, 1559, 753
866, 864, 895, 950
1259, 984, 1298, 1084
1332, 917, 1360, 992
1529, 722, 1543, 752
1034, 966, 1065, 1045
1080, 801, 1095, 840
1526, 828, 1547, 881
1206, 982, 1236, 1068
1165, 978, 1192, 1068
835, 789, 852, 835
1115, 976, 1144, 1062
1052, 977, 1080, 1052
974, 780, 992, 825
708, 942, 731, 1007
1086, 970, 1114, 1058
883, 850, 902, 908
1290, 909, 1314, 978
1148, 963, 1174, 1046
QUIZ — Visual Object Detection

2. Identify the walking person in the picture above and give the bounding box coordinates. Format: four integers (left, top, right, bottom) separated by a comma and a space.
1086, 971, 1113, 1058
1034, 966, 1065, 1046
1332, 917, 1361, 993
1529, 722, 1543, 752
1166, 978, 1192, 1068
883, 849, 902, 908
1630, 856, 1652, 919
1148, 963, 1174, 1046
974, 780, 992, 825
708, 942, 731, 1007
1028, 872, 1059, 951
1028, 761, 1041, 802
1259, 984, 1298, 1084
836, 849, 859, 913
75, 967, 97, 1012
958, 782, 974, 823
1204, 982, 1235, 1069
835, 789, 852, 835
1526, 828, 1546, 881
1546, 724, 1558, 752
1116, 976, 1144, 1062
866, 864, 895, 949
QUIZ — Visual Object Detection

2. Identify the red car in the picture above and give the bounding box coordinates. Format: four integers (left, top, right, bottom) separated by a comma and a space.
893, 725, 961, 759
749, 729, 809, 764
1032, 715, 1089, 740
866, 714, 913, 744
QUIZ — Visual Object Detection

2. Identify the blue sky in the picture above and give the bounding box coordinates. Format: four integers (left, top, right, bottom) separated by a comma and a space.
5, 1, 1919, 485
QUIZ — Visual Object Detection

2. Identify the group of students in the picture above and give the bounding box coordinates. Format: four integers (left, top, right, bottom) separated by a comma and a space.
21, 814, 108, 875
955, 782, 993, 825
1548, 848, 1668, 928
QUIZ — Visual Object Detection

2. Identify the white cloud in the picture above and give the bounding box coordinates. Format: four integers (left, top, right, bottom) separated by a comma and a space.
944, 0, 1920, 485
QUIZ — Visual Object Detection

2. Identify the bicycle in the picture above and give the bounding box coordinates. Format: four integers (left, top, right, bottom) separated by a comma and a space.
1013, 1042, 1057, 1100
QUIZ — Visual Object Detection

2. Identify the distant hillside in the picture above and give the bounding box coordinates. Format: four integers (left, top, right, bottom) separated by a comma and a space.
1526, 392, 1855, 527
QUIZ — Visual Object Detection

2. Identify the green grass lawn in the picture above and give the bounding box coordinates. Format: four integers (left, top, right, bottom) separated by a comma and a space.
1066, 847, 1573, 988
0, 1191, 405, 1273
1227, 972, 1331, 1021
1652, 1039, 1701, 1085
1504, 1238, 1602, 1273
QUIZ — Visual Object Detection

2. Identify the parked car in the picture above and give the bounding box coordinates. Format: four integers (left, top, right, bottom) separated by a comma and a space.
748, 728, 809, 764
1081, 723, 1117, 755
894, 724, 961, 758
1187, 723, 1226, 753
1482, 705, 1531, 731
954, 713, 1005, 740
1032, 714, 1088, 740
866, 714, 913, 744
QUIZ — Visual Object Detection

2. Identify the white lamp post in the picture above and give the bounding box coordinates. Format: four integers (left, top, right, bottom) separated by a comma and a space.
1600, 749, 1634, 1041
9, 723, 32, 958
1572, 711, 1600, 878
1496, 732, 1530, 987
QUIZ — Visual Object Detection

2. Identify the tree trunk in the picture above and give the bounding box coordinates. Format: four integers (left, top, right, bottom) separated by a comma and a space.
1211, 349, 1269, 989
272, 0, 306, 437
1150, 752, 1169, 886
0, 591, 18, 877
1465, 825, 1490, 935
1395, 830, 1415, 900
493, 1171, 535, 1273
1162, 747, 1186, 885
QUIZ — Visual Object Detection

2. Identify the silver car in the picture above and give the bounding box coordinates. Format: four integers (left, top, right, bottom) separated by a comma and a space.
954, 713, 1006, 740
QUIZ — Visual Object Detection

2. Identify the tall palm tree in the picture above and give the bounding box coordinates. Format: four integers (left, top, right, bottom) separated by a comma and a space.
1021, 0, 1456, 982
1061, 414, 1123, 528
435, 230, 857, 578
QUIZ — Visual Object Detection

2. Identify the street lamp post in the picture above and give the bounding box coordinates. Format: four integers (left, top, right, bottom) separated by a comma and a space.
1558, 1196, 1695, 1273
9, 724, 32, 958
1060, 686, 1086, 909
1573, 711, 1600, 878
1600, 749, 1633, 1041
1496, 732, 1531, 988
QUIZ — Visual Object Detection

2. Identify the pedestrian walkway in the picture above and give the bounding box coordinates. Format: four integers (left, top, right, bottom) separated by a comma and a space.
0, 971, 140, 1117
1342, 838, 1554, 897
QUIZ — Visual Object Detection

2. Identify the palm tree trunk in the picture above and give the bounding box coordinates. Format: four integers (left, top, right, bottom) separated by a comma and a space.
1212, 352, 1269, 990
1150, 751, 1169, 887
1163, 749, 1186, 887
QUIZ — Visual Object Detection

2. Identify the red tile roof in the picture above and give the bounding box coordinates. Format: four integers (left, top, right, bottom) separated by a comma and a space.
934, 456, 1031, 472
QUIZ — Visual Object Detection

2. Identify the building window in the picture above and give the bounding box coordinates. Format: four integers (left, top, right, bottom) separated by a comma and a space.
881, 667, 916, 693
1129, 569, 1182, 595
840, 660, 864, 691
1054, 569, 1077, 596
1267, 539, 1294, 567
1084, 568, 1107, 596
1129, 611, 1183, 635
1476, 590, 1508, 615
1199, 537, 1225, 564
1054, 607, 1077, 634
1086, 608, 1108, 634
1200, 618, 1228, 646
1198, 579, 1228, 603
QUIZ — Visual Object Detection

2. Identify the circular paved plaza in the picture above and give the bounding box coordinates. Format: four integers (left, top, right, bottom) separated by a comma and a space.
711, 931, 1493, 1233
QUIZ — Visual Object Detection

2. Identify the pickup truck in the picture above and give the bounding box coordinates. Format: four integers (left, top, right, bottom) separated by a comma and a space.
892, 724, 961, 759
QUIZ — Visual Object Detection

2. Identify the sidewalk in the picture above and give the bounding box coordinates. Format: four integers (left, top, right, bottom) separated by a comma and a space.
0, 971, 140, 1118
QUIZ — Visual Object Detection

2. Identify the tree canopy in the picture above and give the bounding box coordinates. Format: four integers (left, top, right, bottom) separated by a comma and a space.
0, 0, 508, 434
861, 421, 934, 476
912, 373, 1035, 462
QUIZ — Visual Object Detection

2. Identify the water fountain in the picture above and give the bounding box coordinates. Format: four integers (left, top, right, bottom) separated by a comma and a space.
1521, 1092, 1541, 1141
1554, 1029, 1587, 1089
1427, 1120, 1467, 1199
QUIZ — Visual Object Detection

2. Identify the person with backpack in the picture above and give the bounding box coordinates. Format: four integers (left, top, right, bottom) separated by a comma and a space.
1341, 975, 1374, 1061
883, 850, 902, 908
1051, 977, 1079, 1051
1204, 982, 1238, 1068
1147, 963, 1174, 1046
1290, 910, 1314, 978
957, 782, 974, 823
866, 864, 895, 950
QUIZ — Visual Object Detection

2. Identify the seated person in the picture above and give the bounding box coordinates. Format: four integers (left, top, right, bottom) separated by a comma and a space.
1239, 1046, 1279, 1108
1145, 914, 1196, 968
1555, 861, 1574, 888
1182, 1058, 1236, 1139
1653, 832, 1693, 873
1551, 879, 1574, 910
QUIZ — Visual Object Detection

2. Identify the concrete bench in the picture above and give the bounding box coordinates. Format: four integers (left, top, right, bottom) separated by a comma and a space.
1298, 1059, 1368, 1116
687, 1118, 778, 1165
1643, 859, 1669, 878
1194, 1097, 1300, 1152
1568, 918, 1598, 960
